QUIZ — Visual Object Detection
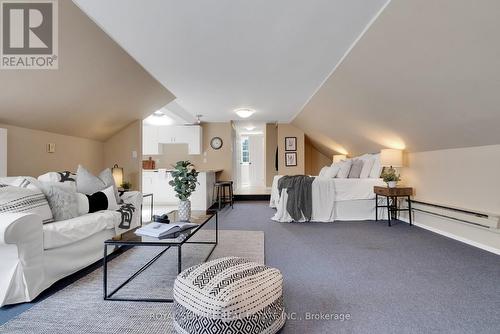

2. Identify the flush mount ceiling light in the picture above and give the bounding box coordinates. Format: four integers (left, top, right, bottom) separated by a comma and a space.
234, 108, 255, 118
153, 110, 165, 117
245, 126, 255, 131
144, 110, 173, 126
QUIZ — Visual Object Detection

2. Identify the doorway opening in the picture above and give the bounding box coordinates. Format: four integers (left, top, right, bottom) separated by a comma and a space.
233, 122, 269, 195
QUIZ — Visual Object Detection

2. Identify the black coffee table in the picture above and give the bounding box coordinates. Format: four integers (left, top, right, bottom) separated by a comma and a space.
103, 210, 217, 302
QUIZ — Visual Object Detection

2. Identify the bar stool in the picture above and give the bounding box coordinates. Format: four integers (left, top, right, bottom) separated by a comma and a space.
213, 181, 234, 210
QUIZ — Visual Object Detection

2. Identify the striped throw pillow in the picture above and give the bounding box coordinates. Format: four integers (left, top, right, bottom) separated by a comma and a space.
0, 184, 54, 223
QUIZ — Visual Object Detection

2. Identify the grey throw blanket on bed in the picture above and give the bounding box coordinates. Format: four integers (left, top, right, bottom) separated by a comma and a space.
278, 175, 315, 221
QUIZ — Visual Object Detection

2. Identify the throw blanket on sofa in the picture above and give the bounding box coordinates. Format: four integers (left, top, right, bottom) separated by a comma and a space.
277, 175, 315, 221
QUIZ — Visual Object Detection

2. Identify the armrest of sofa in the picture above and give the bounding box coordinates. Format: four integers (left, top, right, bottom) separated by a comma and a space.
0, 213, 44, 306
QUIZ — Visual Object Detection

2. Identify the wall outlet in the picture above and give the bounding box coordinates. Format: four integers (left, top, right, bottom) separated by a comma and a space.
47, 143, 56, 153
203, 158, 207, 163
132, 150, 138, 159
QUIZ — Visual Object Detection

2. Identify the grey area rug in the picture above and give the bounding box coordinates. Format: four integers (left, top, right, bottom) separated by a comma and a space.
0, 230, 264, 334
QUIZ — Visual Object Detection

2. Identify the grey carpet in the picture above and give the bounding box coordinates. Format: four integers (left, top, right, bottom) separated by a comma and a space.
0, 230, 263, 333
217, 202, 500, 334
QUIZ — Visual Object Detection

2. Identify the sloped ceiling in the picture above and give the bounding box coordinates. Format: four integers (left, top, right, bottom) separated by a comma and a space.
0, 0, 174, 141
73, 0, 388, 122
293, 0, 500, 157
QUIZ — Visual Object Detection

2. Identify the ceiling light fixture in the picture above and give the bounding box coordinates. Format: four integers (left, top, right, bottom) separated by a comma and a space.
245, 126, 255, 131
153, 110, 165, 117
234, 108, 255, 118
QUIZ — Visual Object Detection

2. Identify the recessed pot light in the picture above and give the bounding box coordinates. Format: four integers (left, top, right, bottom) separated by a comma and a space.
234, 108, 255, 118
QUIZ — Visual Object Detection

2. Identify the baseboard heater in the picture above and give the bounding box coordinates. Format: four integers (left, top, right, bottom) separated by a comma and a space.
408, 199, 500, 230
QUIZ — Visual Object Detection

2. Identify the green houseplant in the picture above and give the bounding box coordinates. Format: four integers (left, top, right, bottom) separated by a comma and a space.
381, 167, 400, 188
169, 161, 199, 221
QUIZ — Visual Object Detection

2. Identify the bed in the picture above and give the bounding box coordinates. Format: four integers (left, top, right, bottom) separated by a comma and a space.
270, 175, 385, 222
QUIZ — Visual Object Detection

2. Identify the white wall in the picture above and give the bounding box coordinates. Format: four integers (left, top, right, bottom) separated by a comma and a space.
0, 129, 6, 177
401, 144, 500, 254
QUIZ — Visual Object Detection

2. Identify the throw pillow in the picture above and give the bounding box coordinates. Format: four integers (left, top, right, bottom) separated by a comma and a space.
0, 184, 54, 223
38, 171, 77, 190
76, 165, 120, 203
76, 186, 119, 215
348, 159, 364, 178
318, 166, 330, 178
326, 164, 341, 178
369, 154, 382, 178
39, 182, 79, 221
336, 159, 352, 178
359, 158, 375, 178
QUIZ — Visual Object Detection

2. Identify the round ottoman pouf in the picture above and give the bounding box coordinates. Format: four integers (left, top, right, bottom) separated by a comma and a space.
173, 257, 285, 334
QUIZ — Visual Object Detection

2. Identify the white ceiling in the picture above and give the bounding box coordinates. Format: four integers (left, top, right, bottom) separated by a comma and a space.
73, 0, 388, 122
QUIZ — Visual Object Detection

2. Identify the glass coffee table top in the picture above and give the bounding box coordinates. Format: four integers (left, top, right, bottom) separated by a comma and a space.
107, 210, 216, 245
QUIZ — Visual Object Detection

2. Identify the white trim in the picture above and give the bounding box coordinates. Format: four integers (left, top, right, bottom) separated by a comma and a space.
413, 222, 500, 256
289, 0, 392, 123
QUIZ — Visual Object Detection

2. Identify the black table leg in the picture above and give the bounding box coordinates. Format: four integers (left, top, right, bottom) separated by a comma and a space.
178, 245, 182, 274
103, 244, 108, 299
375, 194, 378, 221
386, 196, 391, 227
408, 196, 412, 226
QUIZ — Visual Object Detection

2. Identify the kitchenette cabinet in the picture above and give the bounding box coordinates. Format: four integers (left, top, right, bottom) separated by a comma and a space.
143, 125, 202, 155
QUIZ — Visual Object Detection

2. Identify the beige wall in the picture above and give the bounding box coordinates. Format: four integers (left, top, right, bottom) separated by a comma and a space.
305, 136, 331, 176
1, 123, 104, 177
265, 123, 278, 186
277, 123, 305, 175
104, 121, 142, 191
145, 123, 233, 181
402, 145, 500, 253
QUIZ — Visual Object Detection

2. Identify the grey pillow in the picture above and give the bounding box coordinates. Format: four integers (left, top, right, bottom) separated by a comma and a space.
76, 165, 120, 203
348, 159, 364, 178
39, 182, 78, 221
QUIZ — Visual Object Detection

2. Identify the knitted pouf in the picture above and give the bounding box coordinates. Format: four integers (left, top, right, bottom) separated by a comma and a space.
173, 257, 285, 334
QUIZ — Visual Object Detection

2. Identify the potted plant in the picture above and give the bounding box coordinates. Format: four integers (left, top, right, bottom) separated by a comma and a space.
169, 161, 199, 221
381, 167, 400, 188
120, 181, 132, 191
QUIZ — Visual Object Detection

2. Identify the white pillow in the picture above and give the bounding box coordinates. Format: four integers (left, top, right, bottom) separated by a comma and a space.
77, 185, 119, 216
318, 166, 330, 178
369, 154, 382, 178
360, 158, 375, 178
336, 160, 352, 178
326, 164, 341, 178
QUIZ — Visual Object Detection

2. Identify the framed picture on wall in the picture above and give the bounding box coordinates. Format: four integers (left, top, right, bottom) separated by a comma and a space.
285, 137, 297, 151
285, 152, 297, 167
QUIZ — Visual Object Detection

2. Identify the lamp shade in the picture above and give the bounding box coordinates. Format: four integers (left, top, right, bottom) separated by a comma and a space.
332, 154, 347, 164
380, 149, 403, 167
111, 164, 123, 187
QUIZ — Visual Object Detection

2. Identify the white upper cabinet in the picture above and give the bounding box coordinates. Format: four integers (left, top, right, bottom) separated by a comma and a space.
143, 125, 162, 155
145, 125, 202, 155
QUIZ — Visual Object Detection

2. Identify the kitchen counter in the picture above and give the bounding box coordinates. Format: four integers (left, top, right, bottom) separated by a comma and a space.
143, 169, 223, 173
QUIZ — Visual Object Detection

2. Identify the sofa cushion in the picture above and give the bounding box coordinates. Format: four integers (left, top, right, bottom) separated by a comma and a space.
38, 171, 77, 190
43, 210, 120, 250
76, 165, 119, 204
38, 182, 79, 222
0, 184, 54, 224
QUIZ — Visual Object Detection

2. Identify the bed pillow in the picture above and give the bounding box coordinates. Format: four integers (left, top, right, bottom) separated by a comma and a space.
369, 154, 382, 178
76, 186, 119, 215
359, 158, 375, 178
76, 165, 119, 203
348, 159, 364, 178
38, 182, 79, 221
336, 159, 352, 178
318, 166, 330, 178
0, 184, 54, 224
326, 164, 341, 178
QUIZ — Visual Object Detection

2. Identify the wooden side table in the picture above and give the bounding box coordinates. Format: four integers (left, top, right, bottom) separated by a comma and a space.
374, 186, 413, 226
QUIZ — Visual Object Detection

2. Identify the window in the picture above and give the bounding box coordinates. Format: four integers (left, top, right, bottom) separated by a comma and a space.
241, 137, 249, 163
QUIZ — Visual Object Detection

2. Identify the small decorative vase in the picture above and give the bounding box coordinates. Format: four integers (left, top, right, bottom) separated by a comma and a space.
178, 200, 191, 221
387, 181, 398, 188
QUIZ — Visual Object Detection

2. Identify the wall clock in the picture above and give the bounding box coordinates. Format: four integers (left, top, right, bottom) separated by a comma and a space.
210, 137, 223, 150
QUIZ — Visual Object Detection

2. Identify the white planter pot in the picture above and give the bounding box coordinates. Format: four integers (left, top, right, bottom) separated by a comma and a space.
178, 200, 191, 221
387, 181, 398, 188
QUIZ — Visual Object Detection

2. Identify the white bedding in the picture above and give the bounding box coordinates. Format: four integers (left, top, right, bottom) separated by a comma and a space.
270, 175, 385, 222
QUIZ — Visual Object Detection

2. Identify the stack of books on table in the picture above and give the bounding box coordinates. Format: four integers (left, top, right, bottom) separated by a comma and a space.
135, 222, 198, 239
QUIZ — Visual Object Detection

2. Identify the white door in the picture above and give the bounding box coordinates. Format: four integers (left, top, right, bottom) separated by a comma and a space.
248, 135, 265, 187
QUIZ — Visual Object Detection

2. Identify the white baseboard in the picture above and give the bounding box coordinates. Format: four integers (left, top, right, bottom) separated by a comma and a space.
399, 216, 500, 255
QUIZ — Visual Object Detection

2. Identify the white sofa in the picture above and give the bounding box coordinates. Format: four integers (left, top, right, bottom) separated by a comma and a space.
0, 190, 142, 307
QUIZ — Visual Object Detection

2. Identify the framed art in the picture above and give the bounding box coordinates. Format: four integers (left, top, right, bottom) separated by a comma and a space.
285, 152, 297, 167
285, 137, 297, 151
